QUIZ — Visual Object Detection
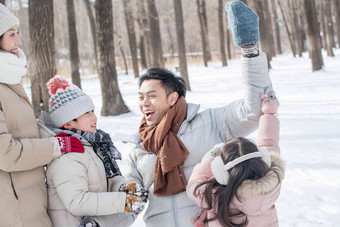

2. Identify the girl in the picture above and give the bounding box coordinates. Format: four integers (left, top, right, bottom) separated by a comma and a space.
186, 92, 285, 227
0, 4, 83, 226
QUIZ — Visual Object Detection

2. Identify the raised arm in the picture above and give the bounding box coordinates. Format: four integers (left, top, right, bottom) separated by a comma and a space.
257, 92, 280, 155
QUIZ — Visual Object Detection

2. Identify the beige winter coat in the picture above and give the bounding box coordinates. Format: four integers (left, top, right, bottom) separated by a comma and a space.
0, 83, 55, 227
38, 123, 135, 227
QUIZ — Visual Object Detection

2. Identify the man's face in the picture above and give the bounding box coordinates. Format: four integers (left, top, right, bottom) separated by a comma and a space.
139, 79, 178, 126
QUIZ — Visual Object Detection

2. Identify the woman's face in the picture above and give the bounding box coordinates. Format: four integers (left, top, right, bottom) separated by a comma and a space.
0, 25, 21, 54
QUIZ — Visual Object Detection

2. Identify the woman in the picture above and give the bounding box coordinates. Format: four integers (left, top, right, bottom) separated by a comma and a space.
0, 3, 83, 226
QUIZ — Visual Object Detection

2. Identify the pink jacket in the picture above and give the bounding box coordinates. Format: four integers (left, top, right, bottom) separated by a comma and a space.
186, 113, 285, 227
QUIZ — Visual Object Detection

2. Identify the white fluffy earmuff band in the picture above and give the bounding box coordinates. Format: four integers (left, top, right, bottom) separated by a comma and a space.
211, 147, 271, 185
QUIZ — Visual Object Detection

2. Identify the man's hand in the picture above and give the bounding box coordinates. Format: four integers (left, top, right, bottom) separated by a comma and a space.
119, 182, 149, 203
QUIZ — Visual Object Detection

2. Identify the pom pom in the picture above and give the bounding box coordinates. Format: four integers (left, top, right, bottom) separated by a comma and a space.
46, 75, 70, 95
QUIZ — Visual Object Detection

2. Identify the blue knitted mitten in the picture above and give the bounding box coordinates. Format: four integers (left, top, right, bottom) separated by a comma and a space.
225, 1, 259, 47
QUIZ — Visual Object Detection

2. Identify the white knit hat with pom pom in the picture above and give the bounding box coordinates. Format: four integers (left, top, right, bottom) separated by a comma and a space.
47, 75, 95, 128
0, 3, 19, 36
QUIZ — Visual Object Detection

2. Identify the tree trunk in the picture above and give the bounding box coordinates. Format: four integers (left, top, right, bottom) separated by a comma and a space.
299, 0, 324, 71
173, 0, 190, 91
269, 0, 282, 54
84, 0, 98, 72
201, 0, 211, 60
137, 0, 151, 68
333, 0, 340, 46
122, 0, 139, 78
318, 0, 328, 50
147, 0, 163, 67
29, 0, 56, 117
277, 0, 296, 57
289, 0, 303, 57
95, 0, 129, 116
66, 0, 81, 88
197, 0, 208, 66
324, 0, 335, 56
248, 0, 273, 68
225, 18, 232, 59
218, 0, 227, 66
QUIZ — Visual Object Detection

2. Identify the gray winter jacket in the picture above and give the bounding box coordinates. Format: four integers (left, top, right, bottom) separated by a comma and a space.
124, 53, 272, 227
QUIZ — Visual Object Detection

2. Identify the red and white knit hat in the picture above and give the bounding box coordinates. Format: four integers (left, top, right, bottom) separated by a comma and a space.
46, 75, 95, 128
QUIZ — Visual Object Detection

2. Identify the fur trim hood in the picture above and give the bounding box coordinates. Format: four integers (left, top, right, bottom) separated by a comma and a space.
237, 154, 285, 198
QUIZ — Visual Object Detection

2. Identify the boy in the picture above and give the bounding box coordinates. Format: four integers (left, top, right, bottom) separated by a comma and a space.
39, 76, 148, 227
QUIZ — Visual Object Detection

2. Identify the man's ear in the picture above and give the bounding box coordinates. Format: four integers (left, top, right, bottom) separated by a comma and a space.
169, 92, 179, 107
63, 121, 74, 130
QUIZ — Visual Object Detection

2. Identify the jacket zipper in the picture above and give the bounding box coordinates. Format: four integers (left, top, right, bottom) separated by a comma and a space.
171, 196, 179, 227
9, 173, 18, 199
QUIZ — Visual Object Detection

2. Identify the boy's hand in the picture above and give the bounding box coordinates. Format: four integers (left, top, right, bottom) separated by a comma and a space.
124, 195, 147, 215
55, 132, 84, 154
119, 182, 149, 203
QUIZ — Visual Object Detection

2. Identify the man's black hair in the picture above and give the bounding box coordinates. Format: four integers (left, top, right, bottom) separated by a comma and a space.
139, 67, 187, 98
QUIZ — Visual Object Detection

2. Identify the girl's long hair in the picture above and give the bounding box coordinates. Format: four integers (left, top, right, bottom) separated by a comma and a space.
193, 137, 270, 227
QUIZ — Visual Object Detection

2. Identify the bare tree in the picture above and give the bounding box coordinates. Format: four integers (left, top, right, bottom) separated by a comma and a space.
137, 0, 151, 69
29, 0, 56, 117
333, 0, 340, 46
248, 0, 274, 68
66, 0, 81, 88
269, 0, 282, 54
122, 0, 139, 78
289, 0, 303, 57
277, 0, 296, 57
299, 0, 324, 71
218, 0, 227, 66
173, 0, 190, 90
84, 0, 98, 72
95, 0, 129, 116
323, 0, 335, 56
197, 0, 209, 66
147, 0, 164, 67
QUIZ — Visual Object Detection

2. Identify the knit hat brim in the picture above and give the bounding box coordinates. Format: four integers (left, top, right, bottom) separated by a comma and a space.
0, 4, 19, 36
50, 95, 95, 128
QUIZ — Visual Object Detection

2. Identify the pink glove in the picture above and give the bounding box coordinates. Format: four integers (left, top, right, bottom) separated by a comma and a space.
55, 133, 84, 154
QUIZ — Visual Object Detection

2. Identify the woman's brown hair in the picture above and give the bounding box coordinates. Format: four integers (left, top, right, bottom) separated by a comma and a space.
193, 137, 270, 227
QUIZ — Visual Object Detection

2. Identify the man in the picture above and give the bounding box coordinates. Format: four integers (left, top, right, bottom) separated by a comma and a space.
124, 1, 273, 226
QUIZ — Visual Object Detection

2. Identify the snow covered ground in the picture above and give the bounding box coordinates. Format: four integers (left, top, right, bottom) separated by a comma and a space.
26, 49, 340, 226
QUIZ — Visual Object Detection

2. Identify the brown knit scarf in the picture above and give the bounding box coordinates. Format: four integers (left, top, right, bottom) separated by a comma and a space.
139, 96, 190, 196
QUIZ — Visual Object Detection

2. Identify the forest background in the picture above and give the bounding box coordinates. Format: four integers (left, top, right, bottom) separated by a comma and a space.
1, 0, 339, 117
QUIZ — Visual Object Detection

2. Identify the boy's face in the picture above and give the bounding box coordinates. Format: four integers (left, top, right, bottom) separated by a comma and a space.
138, 79, 178, 126
66, 110, 97, 133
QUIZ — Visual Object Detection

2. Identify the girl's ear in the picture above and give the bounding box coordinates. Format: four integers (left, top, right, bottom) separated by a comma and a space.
63, 121, 73, 130
169, 92, 179, 107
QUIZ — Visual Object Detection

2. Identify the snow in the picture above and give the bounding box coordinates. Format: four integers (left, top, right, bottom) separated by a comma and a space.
26, 49, 340, 226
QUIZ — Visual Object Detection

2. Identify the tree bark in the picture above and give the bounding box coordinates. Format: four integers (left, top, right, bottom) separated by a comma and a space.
122, 0, 139, 78
137, 0, 150, 69
299, 0, 324, 71
147, 0, 163, 67
324, 0, 335, 56
173, 0, 190, 91
218, 0, 227, 66
269, 0, 282, 55
197, 0, 208, 66
29, 0, 56, 117
84, 0, 98, 72
289, 0, 303, 57
66, 0, 81, 88
248, 0, 274, 68
277, 0, 296, 57
333, 0, 340, 46
95, 0, 129, 116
